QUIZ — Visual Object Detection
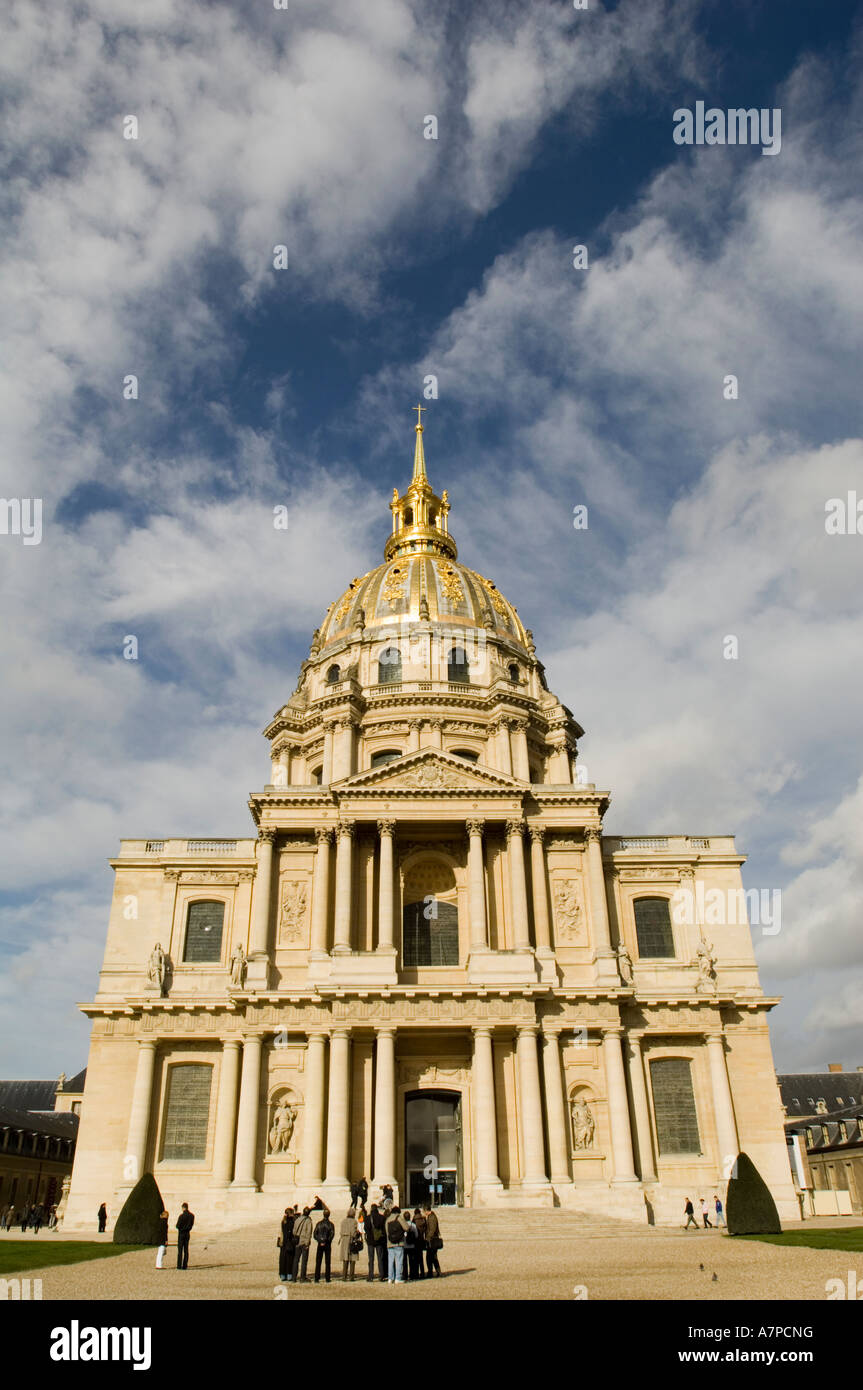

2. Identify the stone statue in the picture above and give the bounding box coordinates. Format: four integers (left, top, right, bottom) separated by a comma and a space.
419, 594, 430, 620
268, 1099, 297, 1154
56, 1072, 67, 1092
147, 943, 167, 995
229, 943, 247, 989
694, 935, 717, 991
617, 945, 634, 985
571, 1098, 595, 1151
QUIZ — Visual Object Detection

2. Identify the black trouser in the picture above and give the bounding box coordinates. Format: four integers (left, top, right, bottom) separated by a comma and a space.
314, 1242, 332, 1281
292, 1244, 310, 1280
406, 1246, 423, 1279
426, 1244, 440, 1276
279, 1242, 294, 1279
366, 1241, 377, 1278
177, 1233, 190, 1268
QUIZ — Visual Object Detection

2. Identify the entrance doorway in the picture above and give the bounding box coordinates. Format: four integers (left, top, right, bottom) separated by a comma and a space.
404, 1091, 463, 1207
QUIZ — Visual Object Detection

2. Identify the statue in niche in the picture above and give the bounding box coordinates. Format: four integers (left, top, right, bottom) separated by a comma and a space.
269, 1099, 297, 1154
229, 943, 247, 988
147, 942, 167, 995
617, 944, 634, 985
570, 1097, 596, 1151
694, 934, 717, 991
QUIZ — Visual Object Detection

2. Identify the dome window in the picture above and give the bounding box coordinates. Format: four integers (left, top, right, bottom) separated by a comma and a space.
508, 663, 520, 682
451, 749, 478, 764
371, 749, 402, 768
447, 646, 469, 683
378, 647, 402, 684
326, 664, 341, 684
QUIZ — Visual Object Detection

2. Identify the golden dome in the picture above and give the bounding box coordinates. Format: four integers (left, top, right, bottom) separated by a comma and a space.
316, 409, 530, 652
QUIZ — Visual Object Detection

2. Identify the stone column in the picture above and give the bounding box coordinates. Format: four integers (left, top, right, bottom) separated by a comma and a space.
430, 719, 443, 749
626, 1032, 657, 1184
548, 736, 570, 783
585, 827, 616, 980
377, 820, 395, 952
408, 718, 422, 753
123, 1040, 157, 1187
324, 1029, 351, 1188
706, 1031, 740, 1172
496, 720, 513, 775
310, 829, 333, 956
332, 716, 356, 782
322, 722, 335, 784
332, 821, 355, 955
506, 820, 532, 951
602, 1028, 637, 1182
301, 1032, 328, 1186
541, 1029, 572, 1186
210, 1039, 242, 1187
232, 1035, 263, 1189
516, 1027, 549, 1185
510, 719, 530, 781
471, 1027, 502, 1188
248, 830, 276, 958
529, 828, 552, 953
372, 1028, 397, 1189
466, 819, 488, 952
270, 744, 290, 787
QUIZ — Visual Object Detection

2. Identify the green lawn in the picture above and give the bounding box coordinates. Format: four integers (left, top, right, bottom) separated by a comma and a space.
0, 1240, 140, 1275
740, 1228, 863, 1252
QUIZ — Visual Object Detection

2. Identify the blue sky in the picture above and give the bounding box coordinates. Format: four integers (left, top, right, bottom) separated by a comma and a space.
1, 0, 862, 1076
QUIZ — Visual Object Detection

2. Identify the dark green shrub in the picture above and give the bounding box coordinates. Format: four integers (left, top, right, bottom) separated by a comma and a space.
726, 1152, 782, 1235
112, 1173, 166, 1245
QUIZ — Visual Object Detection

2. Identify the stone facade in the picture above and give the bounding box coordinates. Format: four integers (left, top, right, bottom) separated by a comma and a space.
64, 418, 797, 1229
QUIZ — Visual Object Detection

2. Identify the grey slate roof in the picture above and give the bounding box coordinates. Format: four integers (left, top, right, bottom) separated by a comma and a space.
778, 1072, 863, 1120
0, 1105, 79, 1139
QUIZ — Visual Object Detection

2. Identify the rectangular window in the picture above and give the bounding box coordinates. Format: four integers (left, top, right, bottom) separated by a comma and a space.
183, 901, 225, 962
650, 1057, 701, 1155
634, 898, 675, 958
162, 1064, 212, 1161
403, 901, 459, 967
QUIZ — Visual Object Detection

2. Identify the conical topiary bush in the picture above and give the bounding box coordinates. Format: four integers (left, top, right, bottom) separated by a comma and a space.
726, 1152, 782, 1235
113, 1173, 166, 1244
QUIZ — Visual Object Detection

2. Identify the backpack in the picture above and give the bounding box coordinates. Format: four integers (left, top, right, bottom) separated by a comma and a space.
387, 1218, 405, 1245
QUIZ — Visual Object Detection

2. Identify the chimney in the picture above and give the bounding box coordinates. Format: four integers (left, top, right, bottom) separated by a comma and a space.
828, 1063, 843, 1073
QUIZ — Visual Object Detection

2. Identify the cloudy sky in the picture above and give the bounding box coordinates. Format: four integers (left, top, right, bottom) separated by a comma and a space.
1, 0, 861, 1077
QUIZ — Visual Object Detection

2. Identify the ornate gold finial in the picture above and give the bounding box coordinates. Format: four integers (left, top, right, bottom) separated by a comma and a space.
384, 407, 458, 562
412, 404, 428, 483
414, 402, 426, 429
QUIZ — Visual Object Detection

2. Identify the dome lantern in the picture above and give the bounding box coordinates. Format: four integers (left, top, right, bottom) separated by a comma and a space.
385, 406, 457, 562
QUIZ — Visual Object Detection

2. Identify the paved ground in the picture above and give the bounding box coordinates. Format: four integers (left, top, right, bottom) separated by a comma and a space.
3, 1210, 858, 1301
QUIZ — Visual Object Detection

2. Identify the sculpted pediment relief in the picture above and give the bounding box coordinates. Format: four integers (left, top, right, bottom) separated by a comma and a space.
340, 749, 525, 794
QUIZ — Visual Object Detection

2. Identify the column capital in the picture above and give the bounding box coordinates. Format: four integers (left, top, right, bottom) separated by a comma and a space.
330, 1026, 352, 1041
466, 818, 485, 838
137, 1038, 158, 1052
528, 825, 546, 845
429, 718, 443, 731
220, 1037, 242, 1050
472, 1024, 495, 1039
258, 829, 277, 846
704, 1030, 725, 1046
627, 1030, 646, 1046
516, 1023, 539, 1038
541, 1024, 563, 1040
505, 818, 526, 842
336, 715, 356, 730
584, 827, 602, 845
305, 1029, 329, 1042
601, 1025, 624, 1040
375, 1026, 397, 1039
510, 717, 528, 733
408, 717, 422, 731
337, 819, 356, 839
377, 819, 396, 838
315, 827, 334, 846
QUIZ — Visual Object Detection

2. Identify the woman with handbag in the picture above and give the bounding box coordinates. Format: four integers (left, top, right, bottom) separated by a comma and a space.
278, 1206, 295, 1282
423, 1203, 443, 1277
339, 1206, 361, 1282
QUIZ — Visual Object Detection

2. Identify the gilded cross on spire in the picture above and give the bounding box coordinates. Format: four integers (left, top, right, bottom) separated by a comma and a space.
414, 402, 426, 430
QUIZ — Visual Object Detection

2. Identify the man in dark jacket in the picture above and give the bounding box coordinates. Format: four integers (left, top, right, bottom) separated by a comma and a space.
278, 1207, 295, 1282
312, 1208, 335, 1283
176, 1203, 195, 1268
365, 1202, 385, 1281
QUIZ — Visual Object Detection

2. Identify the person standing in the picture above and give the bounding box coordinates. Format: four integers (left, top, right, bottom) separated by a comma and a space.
278, 1207, 295, 1282
339, 1207, 360, 1282
365, 1202, 382, 1281
97, 1203, 107, 1233
156, 1210, 169, 1268
21, 1205, 31, 1233
313, 1207, 335, 1283
291, 1207, 313, 1282
700, 1198, 713, 1229
176, 1203, 194, 1269
357, 1177, 369, 1210
385, 1205, 409, 1284
683, 1198, 698, 1229
3, 1207, 14, 1232
403, 1210, 419, 1280
30, 1204, 44, 1234
714, 1194, 725, 1228
423, 1204, 442, 1277
412, 1208, 427, 1280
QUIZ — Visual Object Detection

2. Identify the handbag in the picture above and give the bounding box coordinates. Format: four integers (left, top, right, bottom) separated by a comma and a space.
430, 1235, 443, 1251
349, 1231, 363, 1255
276, 1235, 282, 1248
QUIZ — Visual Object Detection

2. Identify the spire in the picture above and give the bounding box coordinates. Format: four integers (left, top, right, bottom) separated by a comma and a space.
384, 407, 457, 562
412, 402, 427, 483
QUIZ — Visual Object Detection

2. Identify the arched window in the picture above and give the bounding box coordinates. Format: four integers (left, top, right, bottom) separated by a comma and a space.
404, 508, 413, 526
371, 749, 401, 768
378, 647, 402, 683
508, 663, 520, 682
326, 664, 340, 684
161, 1063, 213, 1161
311, 766, 323, 784
451, 748, 478, 763
183, 901, 225, 962
649, 1058, 701, 1155
447, 646, 469, 683
633, 897, 675, 958
402, 860, 459, 966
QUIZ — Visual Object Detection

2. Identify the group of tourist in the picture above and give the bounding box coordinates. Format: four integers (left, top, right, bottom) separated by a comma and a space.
0, 1202, 59, 1232
278, 1184, 443, 1285
683, 1196, 725, 1229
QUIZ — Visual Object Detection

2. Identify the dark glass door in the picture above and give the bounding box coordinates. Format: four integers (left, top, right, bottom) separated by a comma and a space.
404, 1091, 462, 1206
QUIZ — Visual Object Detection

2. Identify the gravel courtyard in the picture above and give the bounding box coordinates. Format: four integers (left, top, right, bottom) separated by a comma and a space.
4, 1209, 856, 1301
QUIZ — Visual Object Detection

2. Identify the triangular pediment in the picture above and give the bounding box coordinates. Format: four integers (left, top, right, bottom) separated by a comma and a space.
339, 748, 526, 794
